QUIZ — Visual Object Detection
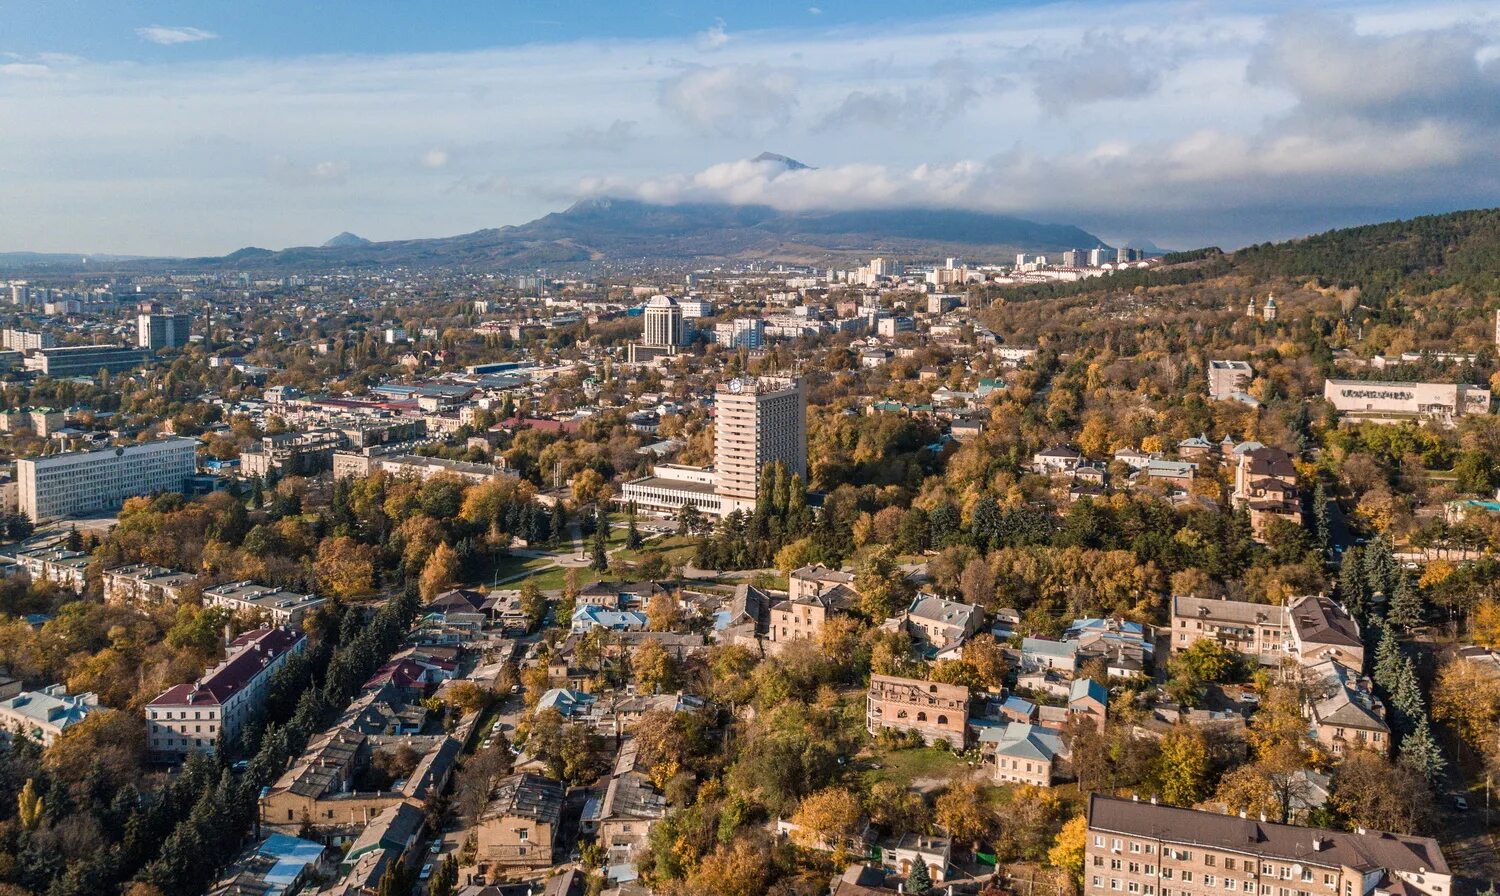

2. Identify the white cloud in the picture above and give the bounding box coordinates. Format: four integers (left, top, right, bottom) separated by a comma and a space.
697, 19, 730, 50
136, 25, 219, 45
659, 64, 798, 135
808, 7, 823, 15
270, 156, 351, 187
0, 63, 50, 78
422, 149, 450, 169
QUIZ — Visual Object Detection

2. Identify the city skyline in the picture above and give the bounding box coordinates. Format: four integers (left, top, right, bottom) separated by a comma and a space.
4, 1, 1500, 256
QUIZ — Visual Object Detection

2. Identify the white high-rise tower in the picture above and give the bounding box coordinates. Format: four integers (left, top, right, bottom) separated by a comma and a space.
713, 376, 806, 511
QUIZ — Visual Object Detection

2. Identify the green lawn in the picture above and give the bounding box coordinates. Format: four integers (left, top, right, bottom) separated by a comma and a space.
858, 746, 974, 791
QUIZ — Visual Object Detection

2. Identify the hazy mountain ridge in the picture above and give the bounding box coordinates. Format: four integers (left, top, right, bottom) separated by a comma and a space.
163, 198, 1111, 272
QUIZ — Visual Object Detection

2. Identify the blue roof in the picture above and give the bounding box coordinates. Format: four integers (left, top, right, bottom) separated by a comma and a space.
257, 833, 324, 891
1002, 695, 1036, 714
1070, 678, 1108, 705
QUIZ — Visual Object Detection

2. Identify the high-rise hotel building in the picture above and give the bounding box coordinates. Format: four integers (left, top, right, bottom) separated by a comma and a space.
713, 376, 806, 510
18, 438, 199, 521
642, 295, 685, 349
621, 375, 807, 517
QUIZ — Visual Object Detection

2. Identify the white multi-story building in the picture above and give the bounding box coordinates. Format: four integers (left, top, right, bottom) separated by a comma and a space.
642, 295, 685, 349
103, 564, 197, 606
713, 376, 806, 511
713, 317, 766, 349
620, 376, 807, 519
17, 438, 198, 522
2, 329, 53, 352
0, 685, 102, 746
1323, 379, 1491, 423
147, 627, 305, 760
678, 298, 713, 318
202, 581, 325, 628
136, 311, 192, 350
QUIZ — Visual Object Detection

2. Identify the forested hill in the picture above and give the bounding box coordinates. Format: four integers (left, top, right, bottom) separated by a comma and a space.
1230, 207, 1500, 301
1004, 207, 1500, 305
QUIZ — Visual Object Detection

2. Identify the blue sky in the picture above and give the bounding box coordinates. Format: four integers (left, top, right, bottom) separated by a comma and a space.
3, 0, 1500, 256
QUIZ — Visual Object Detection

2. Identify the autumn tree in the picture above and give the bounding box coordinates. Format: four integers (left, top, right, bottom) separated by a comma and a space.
315, 535, 377, 598
1154, 725, 1211, 806
935, 777, 994, 850
1431, 658, 1500, 754
1329, 750, 1432, 834
647, 591, 683, 632
1049, 815, 1088, 885
420, 541, 460, 601
789, 786, 863, 852
632, 639, 677, 694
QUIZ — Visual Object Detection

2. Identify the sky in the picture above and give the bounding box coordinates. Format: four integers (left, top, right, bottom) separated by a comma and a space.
3, 0, 1500, 256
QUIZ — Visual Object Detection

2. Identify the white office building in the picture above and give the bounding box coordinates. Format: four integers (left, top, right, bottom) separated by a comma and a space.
17, 437, 198, 521
1323, 379, 1491, 424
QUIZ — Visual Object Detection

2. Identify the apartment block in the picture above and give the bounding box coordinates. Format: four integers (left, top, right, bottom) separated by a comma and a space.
202, 581, 326, 628
103, 563, 197, 606
1084, 794, 1451, 896
147, 627, 305, 760
137, 311, 193, 350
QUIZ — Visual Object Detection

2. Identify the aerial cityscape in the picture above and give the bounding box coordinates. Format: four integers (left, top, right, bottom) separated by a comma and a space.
0, 3, 1499, 896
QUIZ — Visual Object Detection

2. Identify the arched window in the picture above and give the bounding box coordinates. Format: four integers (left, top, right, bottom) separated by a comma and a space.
937, 715, 948, 725
916, 711, 928, 722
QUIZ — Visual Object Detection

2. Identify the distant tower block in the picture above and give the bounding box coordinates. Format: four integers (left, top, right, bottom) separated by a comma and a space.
1262, 293, 1277, 321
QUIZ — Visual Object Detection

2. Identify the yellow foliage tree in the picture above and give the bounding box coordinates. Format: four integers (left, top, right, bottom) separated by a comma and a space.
1048, 814, 1088, 883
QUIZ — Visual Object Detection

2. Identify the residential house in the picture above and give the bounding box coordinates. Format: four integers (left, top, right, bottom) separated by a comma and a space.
1170, 595, 1289, 666
1302, 659, 1389, 757
475, 773, 565, 873
1232, 446, 1302, 540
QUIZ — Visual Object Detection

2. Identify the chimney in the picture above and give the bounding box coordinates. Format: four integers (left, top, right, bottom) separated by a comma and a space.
1133, 794, 1139, 802
1150, 796, 1158, 805
1239, 810, 1247, 819
1259, 813, 1267, 822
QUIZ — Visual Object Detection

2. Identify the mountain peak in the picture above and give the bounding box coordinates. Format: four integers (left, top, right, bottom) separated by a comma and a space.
752, 152, 812, 171
322, 231, 372, 249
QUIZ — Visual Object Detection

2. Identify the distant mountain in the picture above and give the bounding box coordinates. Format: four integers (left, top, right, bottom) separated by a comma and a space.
159, 198, 1106, 272
751, 152, 813, 171
322, 231, 372, 249
0, 251, 153, 271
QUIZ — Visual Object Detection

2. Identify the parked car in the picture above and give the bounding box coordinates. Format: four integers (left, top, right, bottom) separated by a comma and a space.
1455, 796, 1469, 811
419, 864, 433, 881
